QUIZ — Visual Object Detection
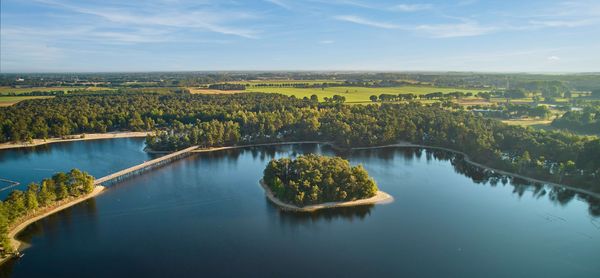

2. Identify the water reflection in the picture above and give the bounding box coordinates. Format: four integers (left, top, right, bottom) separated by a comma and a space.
355, 147, 600, 217
265, 198, 374, 226
16, 198, 98, 246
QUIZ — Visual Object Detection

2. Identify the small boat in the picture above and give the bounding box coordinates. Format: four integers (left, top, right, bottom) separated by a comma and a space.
16, 252, 24, 258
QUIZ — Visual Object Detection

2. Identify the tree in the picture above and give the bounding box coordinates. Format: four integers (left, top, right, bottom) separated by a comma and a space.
370, 95, 378, 102
25, 183, 39, 211
263, 154, 378, 206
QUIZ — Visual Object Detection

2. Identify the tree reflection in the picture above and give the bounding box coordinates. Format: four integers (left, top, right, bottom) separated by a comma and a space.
265, 198, 374, 225
422, 147, 599, 217
351, 146, 600, 217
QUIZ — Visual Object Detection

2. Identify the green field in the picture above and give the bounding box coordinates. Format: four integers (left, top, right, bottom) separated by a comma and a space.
244, 86, 485, 103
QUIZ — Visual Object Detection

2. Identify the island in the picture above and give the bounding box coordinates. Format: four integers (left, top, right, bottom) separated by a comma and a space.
261, 154, 393, 212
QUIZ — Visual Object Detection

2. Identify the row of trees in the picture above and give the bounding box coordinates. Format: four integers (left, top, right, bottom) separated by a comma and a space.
207, 83, 246, 90
370, 92, 476, 103
0, 169, 95, 257
469, 104, 551, 119
263, 154, 378, 206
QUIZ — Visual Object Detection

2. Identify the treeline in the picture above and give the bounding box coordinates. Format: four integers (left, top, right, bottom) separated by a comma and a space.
0, 170, 95, 257
141, 94, 599, 193
263, 154, 378, 206
0, 93, 311, 142
469, 104, 551, 119
371, 92, 475, 102
207, 84, 246, 90
248, 80, 420, 89
0, 90, 67, 97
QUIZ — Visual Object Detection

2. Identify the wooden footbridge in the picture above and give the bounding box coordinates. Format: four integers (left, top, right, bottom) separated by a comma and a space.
94, 146, 199, 186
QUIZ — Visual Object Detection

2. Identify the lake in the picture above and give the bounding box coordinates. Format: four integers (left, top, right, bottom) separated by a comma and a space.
0, 140, 599, 277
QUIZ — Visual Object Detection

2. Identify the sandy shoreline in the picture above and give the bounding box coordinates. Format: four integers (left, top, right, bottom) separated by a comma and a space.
1, 185, 106, 265
0, 131, 150, 150
259, 180, 394, 212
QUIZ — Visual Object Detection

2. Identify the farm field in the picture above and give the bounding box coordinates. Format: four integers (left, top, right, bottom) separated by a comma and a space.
240, 85, 484, 103
229, 79, 346, 85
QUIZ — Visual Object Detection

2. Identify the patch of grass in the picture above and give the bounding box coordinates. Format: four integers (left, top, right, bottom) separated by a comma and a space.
502, 118, 553, 127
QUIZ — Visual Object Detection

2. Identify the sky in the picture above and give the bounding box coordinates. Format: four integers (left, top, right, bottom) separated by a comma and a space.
1, 0, 599, 73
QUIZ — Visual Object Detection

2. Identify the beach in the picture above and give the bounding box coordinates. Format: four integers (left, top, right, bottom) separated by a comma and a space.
259, 179, 394, 212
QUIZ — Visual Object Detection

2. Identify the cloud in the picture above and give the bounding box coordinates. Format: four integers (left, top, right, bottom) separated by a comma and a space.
35, 0, 260, 38
334, 15, 495, 38
390, 4, 432, 12
547, 56, 560, 61
529, 19, 598, 28
264, 0, 292, 10
415, 22, 495, 38
319, 40, 335, 44
334, 15, 399, 29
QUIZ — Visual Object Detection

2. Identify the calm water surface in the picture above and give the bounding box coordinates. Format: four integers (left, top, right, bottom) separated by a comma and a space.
0, 138, 156, 198
0, 141, 599, 278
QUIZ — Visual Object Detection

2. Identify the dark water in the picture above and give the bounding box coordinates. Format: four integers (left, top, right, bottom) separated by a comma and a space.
0, 138, 156, 198
1, 142, 599, 277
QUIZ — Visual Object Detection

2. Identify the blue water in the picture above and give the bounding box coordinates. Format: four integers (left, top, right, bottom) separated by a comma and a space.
0, 138, 156, 198
0, 142, 599, 277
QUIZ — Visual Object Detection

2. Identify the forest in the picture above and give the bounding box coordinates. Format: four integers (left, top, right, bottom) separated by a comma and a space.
263, 154, 378, 206
1, 92, 599, 195
552, 104, 600, 134
0, 169, 95, 257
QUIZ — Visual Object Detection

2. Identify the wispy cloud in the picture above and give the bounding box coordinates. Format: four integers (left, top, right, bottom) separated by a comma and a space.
334, 15, 494, 38
36, 0, 260, 38
547, 56, 560, 61
415, 22, 495, 38
319, 40, 335, 44
389, 4, 432, 12
264, 0, 292, 10
528, 19, 599, 28
334, 15, 399, 29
